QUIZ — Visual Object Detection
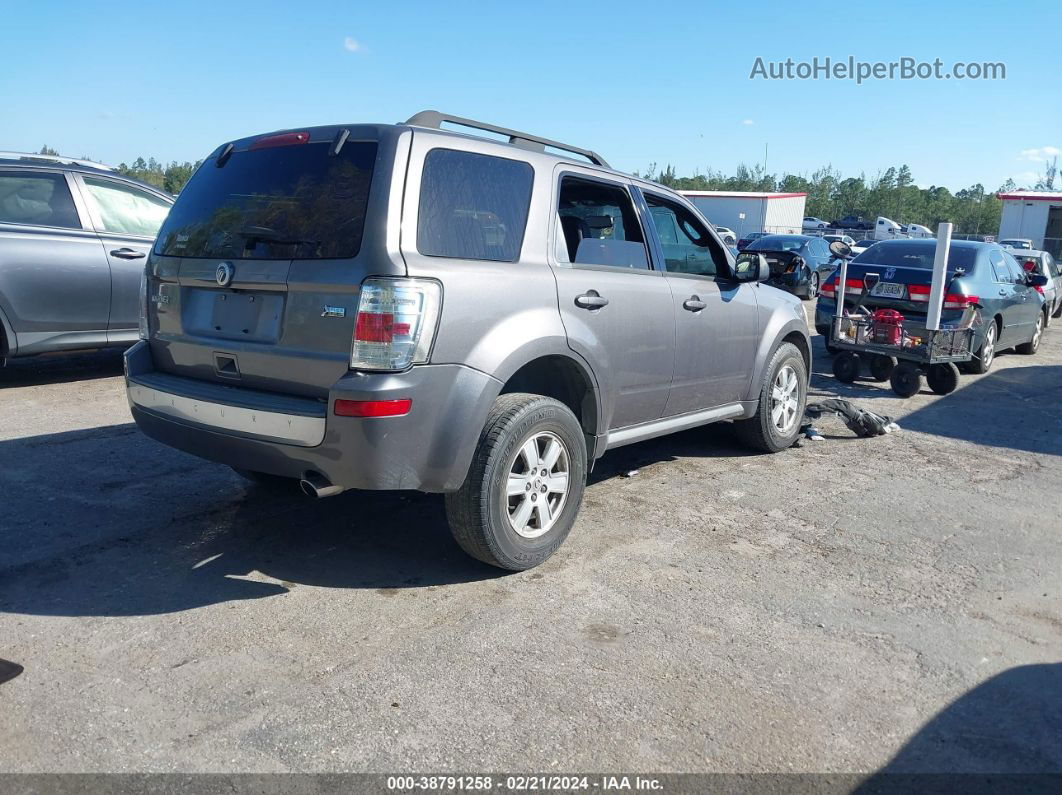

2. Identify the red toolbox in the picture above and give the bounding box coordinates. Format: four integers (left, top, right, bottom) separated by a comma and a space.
871, 309, 904, 345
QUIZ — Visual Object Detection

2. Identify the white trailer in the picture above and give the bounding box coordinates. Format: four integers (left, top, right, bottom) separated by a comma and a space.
679, 191, 807, 238
998, 190, 1062, 257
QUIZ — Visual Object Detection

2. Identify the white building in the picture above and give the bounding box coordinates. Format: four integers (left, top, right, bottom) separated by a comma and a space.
679, 191, 807, 238
997, 190, 1062, 256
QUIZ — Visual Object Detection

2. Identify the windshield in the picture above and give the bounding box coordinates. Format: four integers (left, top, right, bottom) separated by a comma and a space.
155, 140, 377, 259
1001, 240, 1031, 250
853, 241, 979, 270
748, 235, 805, 252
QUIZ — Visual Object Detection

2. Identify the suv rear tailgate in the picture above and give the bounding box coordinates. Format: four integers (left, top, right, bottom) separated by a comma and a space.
145, 128, 401, 398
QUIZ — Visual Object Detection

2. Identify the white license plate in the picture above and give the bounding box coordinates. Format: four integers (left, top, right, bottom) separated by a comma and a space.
871, 282, 905, 298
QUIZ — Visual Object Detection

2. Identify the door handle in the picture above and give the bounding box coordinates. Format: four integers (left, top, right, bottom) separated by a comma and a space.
574, 291, 609, 309
110, 248, 146, 260
683, 296, 707, 312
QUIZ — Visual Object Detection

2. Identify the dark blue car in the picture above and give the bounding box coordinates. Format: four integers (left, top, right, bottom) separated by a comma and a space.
745, 234, 840, 299
815, 239, 1048, 373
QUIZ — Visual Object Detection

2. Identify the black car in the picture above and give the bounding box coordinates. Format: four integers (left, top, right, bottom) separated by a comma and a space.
736, 231, 766, 251
745, 234, 840, 299
830, 215, 873, 230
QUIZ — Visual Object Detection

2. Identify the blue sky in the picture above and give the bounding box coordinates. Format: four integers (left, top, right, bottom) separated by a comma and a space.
2, 0, 1059, 191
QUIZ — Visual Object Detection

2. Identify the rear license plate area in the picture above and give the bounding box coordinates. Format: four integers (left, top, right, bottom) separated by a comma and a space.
871, 282, 905, 298
183, 288, 284, 343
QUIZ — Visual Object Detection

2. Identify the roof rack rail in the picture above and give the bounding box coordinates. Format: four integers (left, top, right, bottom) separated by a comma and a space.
0, 151, 114, 171
404, 110, 609, 168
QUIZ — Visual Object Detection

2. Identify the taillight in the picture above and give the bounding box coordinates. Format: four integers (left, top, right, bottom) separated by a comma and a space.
908, 285, 931, 302
943, 293, 979, 309
350, 278, 442, 371
910, 285, 978, 309
249, 131, 310, 150
820, 278, 864, 298
1032, 285, 1045, 295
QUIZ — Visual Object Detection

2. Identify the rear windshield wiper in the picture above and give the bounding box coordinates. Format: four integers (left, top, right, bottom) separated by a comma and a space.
237, 226, 319, 248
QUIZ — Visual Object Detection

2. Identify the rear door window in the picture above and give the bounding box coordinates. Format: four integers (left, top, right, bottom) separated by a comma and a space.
155, 140, 377, 259
82, 177, 171, 237
556, 177, 649, 270
0, 171, 81, 229
417, 149, 533, 262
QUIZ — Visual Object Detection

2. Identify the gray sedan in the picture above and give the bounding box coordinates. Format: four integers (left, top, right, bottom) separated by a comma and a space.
0, 152, 172, 362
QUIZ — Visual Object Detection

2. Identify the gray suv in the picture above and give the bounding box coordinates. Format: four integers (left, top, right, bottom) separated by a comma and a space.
0, 153, 173, 363
125, 112, 810, 570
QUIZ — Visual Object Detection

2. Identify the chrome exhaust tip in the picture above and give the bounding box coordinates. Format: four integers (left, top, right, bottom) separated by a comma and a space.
299, 472, 345, 499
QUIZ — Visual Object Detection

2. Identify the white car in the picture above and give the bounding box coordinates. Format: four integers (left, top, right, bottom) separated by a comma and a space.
822, 233, 856, 248
850, 238, 877, 256
999, 238, 1033, 250
802, 216, 828, 230
714, 226, 737, 245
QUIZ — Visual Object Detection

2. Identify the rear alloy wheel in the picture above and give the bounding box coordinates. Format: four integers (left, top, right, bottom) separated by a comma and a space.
927, 362, 960, 395
806, 272, 820, 300
1016, 311, 1044, 355
869, 355, 896, 382
735, 342, 807, 453
890, 361, 922, 398
832, 351, 861, 383
965, 321, 997, 374
445, 393, 586, 571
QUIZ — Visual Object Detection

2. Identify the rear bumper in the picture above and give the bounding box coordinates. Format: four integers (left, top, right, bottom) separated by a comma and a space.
125, 341, 502, 493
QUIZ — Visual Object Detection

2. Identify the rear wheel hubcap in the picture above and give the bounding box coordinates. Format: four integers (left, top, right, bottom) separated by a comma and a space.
504, 431, 570, 539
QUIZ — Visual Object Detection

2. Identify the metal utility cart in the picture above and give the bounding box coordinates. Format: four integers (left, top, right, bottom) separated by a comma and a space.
828, 223, 978, 397
830, 312, 977, 397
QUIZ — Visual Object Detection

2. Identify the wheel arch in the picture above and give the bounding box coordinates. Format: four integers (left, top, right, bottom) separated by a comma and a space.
497, 352, 602, 462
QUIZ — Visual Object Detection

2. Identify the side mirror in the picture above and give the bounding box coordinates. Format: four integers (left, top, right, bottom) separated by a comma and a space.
735, 252, 768, 282
1028, 273, 1049, 288
829, 240, 852, 258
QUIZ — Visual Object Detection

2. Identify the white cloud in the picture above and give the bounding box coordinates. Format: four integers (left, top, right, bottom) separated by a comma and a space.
741, 119, 755, 126
343, 36, 361, 52
1018, 146, 1060, 162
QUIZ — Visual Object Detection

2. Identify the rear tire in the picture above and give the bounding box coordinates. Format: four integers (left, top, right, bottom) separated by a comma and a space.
1016, 311, 1044, 355
735, 342, 807, 453
927, 362, 960, 395
964, 320, 998, 374
832, 351, 861, 383
890, 362, 922, 398
445, 393, 587, 571
1052, 299, 1062, 319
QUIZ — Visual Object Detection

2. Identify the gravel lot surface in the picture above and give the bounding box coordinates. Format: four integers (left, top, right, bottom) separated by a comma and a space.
1, 327, 1060, 775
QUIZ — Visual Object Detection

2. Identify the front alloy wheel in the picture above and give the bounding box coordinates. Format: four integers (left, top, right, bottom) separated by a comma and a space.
771, 364, 801, 435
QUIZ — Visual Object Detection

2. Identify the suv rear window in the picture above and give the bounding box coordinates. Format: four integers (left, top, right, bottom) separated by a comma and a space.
154, 141, 376, 259
417, 149, 533, 262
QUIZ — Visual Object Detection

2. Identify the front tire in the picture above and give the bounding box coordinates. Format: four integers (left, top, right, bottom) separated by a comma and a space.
445, 393, 587, 571
735, 342, 807, 453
